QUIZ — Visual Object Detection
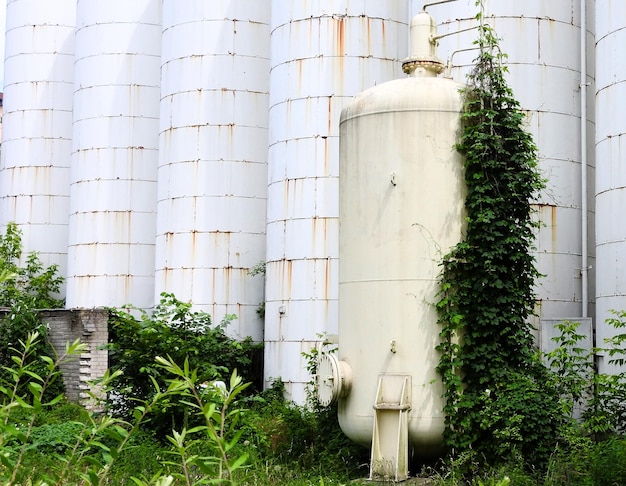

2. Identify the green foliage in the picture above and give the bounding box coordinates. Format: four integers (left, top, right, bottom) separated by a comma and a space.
143, 357, 251, 485
0, 332, 86, 484
0, 222, 66, 400
436, 2, 552, 472
0, 222, 64, 309
107, 292, 263, 437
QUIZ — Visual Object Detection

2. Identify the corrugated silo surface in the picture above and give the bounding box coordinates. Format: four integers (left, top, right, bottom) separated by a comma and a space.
155, 1, 271, 341
595, 0, 626, 374
66, 0, 161, 310
431, 0, 595, 324
265, 1, 409, 404
0, 0, 75, 278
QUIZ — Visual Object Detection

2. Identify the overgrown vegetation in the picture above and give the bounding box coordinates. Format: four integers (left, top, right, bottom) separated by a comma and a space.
436, 4, 552, 472
0, 222, 65, 400
435, 1, 626, 481
107, 293, 263, 438
2, 3, 626, 483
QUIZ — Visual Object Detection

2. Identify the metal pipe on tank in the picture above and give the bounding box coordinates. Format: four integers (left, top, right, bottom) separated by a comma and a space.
580, 0, 589, 319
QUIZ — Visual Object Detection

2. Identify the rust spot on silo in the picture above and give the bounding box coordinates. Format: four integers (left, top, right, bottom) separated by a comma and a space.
324, 257, 331, 300
336, 17, 345, 57
297, 58, 303, 90
323, 137, 329, 175
191, 230, 197, 261
327, 96, 332, 133
535, 203, 557, 250
287, 259, 293, 299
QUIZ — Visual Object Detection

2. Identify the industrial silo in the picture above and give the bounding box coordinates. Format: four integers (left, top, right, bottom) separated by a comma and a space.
66, 0, 161, 309
264, 0, 409, 404
155, 1, 271, 341
595, 0, 625, 373
332, 12, 465, 480
431, 0, 595, 341
0, 0, 76, 277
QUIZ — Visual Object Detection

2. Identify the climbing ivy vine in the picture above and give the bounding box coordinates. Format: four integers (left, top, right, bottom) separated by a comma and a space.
436, 3, 561, 472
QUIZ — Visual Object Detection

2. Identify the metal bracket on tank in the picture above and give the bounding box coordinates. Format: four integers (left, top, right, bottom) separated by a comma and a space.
370, 374, 411, 482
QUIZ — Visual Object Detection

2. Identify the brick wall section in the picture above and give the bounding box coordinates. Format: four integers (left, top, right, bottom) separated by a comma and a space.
0, 308, 109, 406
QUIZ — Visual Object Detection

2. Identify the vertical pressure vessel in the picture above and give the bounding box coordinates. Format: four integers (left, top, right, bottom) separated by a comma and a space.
337, 12, 465, 455
0, 0, 75, 277
155, 1, 271, 340
265, 0, 409, 404
66, 0, 161, 309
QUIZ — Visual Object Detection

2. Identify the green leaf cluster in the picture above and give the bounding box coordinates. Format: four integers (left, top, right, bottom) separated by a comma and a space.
107, 293, 262, 438
435, 4, 556, 472
0, 222, 64, 309
0, 222, 66, 401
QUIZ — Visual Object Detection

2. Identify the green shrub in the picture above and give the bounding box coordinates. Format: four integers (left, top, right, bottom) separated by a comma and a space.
0, 222, 66, 401
107, 292, 262, 438
0, 222, 64, 309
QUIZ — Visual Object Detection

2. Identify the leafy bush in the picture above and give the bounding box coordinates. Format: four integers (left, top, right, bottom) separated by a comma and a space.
107, 292, 263, 437
0, 222, 66, 400
436, 6, 551, 472
0, 222, 64, 309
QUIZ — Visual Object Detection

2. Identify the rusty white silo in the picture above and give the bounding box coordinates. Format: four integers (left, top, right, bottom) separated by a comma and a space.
0, 0, 75, 277
430, 0, 595, 335
331, 12, 465, 479
595, 0, 625, 373
265, 0, 409, 404
155, 1, 270, 341
66, 0, 161, 309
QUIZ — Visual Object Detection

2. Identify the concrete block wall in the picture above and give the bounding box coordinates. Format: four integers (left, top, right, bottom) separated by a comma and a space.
0, 308, 109, 406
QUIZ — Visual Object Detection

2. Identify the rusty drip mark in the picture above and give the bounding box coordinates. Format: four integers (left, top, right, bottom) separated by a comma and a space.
284, 179, 290, 210
123, 274, 131, 296
336, 17, 345, 90
324, 257, 331, 301
224, 266, 231, 304
337, 17, 345, 57
212, 268, 217, 303
323, 137, 329, 175
327, 96, 332, 134
367, 17, 372, 53
287, 259, 292, 300
190, 229, 197, 262
297, 58, 303, 91
536, 203, 557, 250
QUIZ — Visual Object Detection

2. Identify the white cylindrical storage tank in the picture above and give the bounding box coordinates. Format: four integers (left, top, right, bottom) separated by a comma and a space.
595, 0, 625, 373
265, 0, 409, 404
156, 1, 270, 341
430, 0, 595, 326
0, 0, 75, 277
337, 13, 465, 459
66, 0, 161, 309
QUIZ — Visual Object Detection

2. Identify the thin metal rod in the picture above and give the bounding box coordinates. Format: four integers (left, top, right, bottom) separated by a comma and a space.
431, 25, 478, 42
422, 0, 462, 11
580, 0, 589, 319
